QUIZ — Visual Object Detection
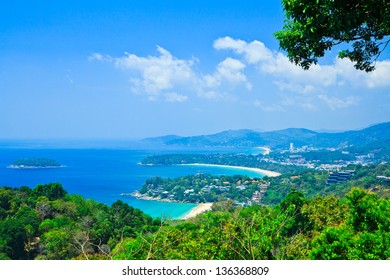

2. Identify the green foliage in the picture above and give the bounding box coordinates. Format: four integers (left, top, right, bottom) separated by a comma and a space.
140, 174, 266, 204
280, 189, 310, 236
275, 0, 390, 71
0, 218, 28, 259
302, 195, 348, 232
346, 188, 390, 232
32, 183, 67, 200
1, 182, 389, 260
310, 226, 354, 259
114, 188, 390, 260
0, 184, 158, 260
10, 157, 62, 168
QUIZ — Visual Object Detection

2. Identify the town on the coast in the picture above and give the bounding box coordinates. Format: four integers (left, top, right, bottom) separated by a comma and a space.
131, 122, 390, 208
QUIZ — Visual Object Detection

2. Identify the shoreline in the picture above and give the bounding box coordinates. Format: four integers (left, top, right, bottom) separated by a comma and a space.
7, 165, 66, 169
181, 203, 213, 219
130, 190, 181, 203
179, 163, 281, 177
130, 191, 210, 219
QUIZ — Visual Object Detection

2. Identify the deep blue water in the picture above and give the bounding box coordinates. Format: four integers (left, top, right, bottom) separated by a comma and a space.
0, 144, 263, 219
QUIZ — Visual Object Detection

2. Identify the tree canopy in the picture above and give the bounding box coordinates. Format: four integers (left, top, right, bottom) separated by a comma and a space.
275, 0, 390, 71
1, 183, 389, 260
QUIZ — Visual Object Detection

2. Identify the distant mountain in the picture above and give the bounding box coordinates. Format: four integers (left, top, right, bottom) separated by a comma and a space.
143, 134, 182, 144
143, 122, 390, 149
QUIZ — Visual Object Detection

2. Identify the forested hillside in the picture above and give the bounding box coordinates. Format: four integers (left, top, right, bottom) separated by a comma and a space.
0, 183, 160, 260
115, 188, 390, 260
1, 183, 389, 260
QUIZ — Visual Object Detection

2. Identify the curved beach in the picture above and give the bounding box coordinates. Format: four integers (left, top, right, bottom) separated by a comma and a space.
179, 163, 281, 177
182, 203, 213, 219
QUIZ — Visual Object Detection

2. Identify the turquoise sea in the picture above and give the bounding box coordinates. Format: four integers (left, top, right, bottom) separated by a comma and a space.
0, 140, 265, 219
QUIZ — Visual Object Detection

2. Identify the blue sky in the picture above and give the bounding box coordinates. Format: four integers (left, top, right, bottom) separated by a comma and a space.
1, 1, 389, 139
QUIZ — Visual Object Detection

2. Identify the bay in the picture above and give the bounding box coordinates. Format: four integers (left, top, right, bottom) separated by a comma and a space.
0, 142, 264, 219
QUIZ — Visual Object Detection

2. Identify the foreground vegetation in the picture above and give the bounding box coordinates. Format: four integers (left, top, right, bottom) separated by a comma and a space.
115, 188, 390, 260
1, 182, 389, 260
0, 183, 160, 260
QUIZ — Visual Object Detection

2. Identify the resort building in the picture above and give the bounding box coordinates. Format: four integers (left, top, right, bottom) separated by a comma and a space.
327, 170, 355, 185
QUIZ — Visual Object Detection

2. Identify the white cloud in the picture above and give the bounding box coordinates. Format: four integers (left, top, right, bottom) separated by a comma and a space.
88, 53, 111, 62
114, 46, 196, 99
164, 92, 188, 102
214, 37, 273, 64
254, 99, 284, 112
214, 37, 390, 92
214, 37, 341, 94
93, 45, 253, 102
214, 36, 389, 110
203, 58, 252, 90
91, 37, 389, 108
196, 90, 224, 100
365, 60, 390, 88
318, 95, 359, 110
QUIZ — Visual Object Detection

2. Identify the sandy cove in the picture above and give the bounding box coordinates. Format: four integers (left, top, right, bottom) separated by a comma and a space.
182, 203, 213, 219
131, 191, 213, 219
179, 163, 281, 177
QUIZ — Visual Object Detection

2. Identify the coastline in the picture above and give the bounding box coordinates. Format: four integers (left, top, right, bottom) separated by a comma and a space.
7, 165, 65, 169
130, 191, 209, 219
130, 190, 180, 203
179, 163, 281, 177
181, 203, 213, 219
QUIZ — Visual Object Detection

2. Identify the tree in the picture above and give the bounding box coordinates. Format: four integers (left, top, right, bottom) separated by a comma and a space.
32, 183, 67, 200
275, 0, 390, 71
280, 189, 310, 236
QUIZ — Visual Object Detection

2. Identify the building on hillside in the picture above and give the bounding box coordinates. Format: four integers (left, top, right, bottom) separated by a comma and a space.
376, 176, 390, 182
327, 170, 355, 185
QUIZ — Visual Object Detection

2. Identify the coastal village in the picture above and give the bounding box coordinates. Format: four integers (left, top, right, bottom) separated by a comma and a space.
260, 142, 380, 171
132, 174, 273, 206
132, 140, 390, 209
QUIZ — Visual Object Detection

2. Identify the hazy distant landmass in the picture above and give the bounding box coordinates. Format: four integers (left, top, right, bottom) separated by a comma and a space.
7, 158, 64, 169
143, 122, 390, 149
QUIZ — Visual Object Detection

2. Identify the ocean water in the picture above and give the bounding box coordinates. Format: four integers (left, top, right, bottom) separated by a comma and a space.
0, 143, 264, 219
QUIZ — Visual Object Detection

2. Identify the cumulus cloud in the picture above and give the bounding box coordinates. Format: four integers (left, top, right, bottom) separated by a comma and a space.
214, 36, 389, 110
90, 37, 389, 108
203, 58, 252, 90
365, 60, 390, 88
214, 37, 273, 64
92, 45, 253, 102
214, 37, 339, 94
114, 46, 196, 99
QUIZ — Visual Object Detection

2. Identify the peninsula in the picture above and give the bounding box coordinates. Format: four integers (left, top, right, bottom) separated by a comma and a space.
179, 163, 280, 177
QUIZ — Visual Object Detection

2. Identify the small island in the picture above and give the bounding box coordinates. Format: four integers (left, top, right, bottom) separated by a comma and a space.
7, 157, 64, 169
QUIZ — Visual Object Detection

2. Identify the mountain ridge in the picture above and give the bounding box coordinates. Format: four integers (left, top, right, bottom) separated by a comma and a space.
143, 122, 390, 149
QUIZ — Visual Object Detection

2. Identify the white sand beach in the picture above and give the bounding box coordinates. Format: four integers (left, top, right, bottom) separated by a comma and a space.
182, 203, 213, 219
180, 163, 281, 177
